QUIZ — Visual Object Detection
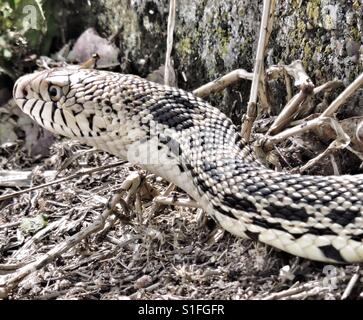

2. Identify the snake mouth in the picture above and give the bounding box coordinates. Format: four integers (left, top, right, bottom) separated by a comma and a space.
13, 73, 34, 109
13, 70, 76, 137
13, 70, 51, 110
14, 71, 50, 125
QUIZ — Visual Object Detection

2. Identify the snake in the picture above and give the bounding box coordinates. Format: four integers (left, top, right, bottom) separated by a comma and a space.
12, 66, 363, 264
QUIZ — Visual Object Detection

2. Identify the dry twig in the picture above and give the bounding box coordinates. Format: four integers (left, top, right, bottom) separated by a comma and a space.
262, 72, 363, 171
267, 61, 315, 135
0, 160, 126, 202
261, 281, 328, 300
322, 73, 363, 117
192, 69, 253, 98
341, 266, 360, 300
164, 0, 176, 86
154, 194, 201, 208
0, 170, 57, 187
241, 0, 276, 141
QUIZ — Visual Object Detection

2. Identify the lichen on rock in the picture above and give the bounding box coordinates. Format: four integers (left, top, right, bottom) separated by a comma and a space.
89, 0, 361, 119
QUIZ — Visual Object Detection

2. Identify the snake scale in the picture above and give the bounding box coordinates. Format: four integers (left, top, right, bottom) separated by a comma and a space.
13, 66, 363, 263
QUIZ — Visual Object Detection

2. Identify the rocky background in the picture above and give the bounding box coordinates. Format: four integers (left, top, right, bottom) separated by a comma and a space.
1, 0, 362, 122
89, 0, 362, 121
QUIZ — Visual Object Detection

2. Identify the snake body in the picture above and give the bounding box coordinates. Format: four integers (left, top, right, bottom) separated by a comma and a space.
13, 67, 363, 263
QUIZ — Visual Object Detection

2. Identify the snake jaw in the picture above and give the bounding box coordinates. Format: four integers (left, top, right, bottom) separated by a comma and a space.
14, 68, 95, 139
13, 72, 40, 109
14, 70, 70, 139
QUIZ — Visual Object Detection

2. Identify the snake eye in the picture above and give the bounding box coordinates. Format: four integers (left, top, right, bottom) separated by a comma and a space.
48, 85, 62, 101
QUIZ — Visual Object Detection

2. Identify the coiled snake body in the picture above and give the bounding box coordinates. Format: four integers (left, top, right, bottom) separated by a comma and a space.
13, 67, 363, 263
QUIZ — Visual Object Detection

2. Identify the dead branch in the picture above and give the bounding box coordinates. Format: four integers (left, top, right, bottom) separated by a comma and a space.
0, 170, 57, 187
267, 89, 312, 135
164, 0, 176, 86
313, 80, 344, 95
261, 281, 327, 300
192, 69, 253, 98
241, 0, 275, 141
262, 72, 363, 171
322, 72, 363, 117
267, 61, 315, 135
0, 160, 126, 202
265, 116, 349, 149
154, 195, 201, 208
341, 266, 360, 300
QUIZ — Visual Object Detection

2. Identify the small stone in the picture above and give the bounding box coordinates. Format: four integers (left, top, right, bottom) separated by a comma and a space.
58, 279, 72, 290
134, 275, 153, 289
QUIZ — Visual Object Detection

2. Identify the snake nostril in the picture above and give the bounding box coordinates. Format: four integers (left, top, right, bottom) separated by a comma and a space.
22, 88, 28, 96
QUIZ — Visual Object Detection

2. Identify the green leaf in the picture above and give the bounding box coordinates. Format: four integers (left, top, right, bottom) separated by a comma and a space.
3, 48, 12, 58
0, 2, 13, 18
20, 214, 48, 234
7, 0, 21, 10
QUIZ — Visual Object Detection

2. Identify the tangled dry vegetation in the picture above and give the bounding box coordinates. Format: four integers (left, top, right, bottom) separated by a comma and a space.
1, 0, 363, 300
